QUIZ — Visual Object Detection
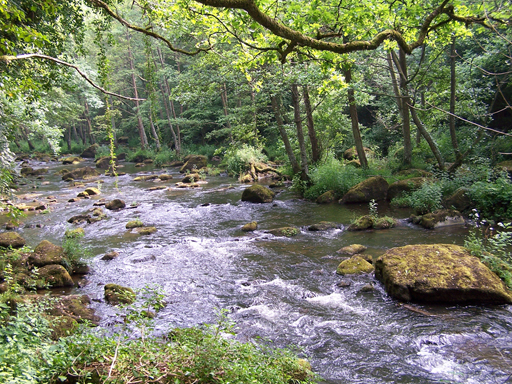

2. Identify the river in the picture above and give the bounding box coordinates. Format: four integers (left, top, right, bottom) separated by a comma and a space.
9, 159, 512, 383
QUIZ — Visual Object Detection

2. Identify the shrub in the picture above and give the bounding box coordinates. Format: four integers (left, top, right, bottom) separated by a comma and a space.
154, 147, 177, 167
469, 177, 512, 220
391, 181, 443, 215
224, 144, 267, 177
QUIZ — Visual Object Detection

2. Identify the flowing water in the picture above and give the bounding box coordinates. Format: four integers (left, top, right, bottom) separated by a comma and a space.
8, 160, 512, 383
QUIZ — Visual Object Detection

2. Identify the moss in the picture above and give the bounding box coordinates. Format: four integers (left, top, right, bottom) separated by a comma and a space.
241, 221, 258, 232
126, 220, 144, 229
348, 215, 374, 231
336, 256, 374, 275
65, 228, 85, 238
134, 226, 157, 235
0, 232, 26, 248
340, 176, 389, 204
316, 190, 336, 204
241, 184, 275, 203
419, 209, 463, 229
104, 284, 136, 305
374, 216, 397, 229
337, 244, 367, 256
38, 264, 74, 287
266, 227, 300, 237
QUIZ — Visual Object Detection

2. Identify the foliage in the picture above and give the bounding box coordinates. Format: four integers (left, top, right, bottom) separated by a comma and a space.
392, 181, 443, 215
468, 177, 512, 221
62, 232, 90, 272
224, 144, 267, 177
464, 210, 512, 289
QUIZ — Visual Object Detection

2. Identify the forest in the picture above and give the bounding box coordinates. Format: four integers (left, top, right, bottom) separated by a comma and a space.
1, 0, 512, 383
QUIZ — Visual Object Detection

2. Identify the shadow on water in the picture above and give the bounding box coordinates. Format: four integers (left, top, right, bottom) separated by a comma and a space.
6, 160, 512, 384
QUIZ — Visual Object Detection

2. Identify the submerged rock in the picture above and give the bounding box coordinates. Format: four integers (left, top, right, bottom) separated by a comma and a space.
105, 199, 126, 210
241, 221, 258, 232
0, 232, 26, 248
375, 244, 512, 304
241, 184, 275, 203
336, 255, 375, 275
337, 244, 367, 256
340, 176, 389, 204
266, 227, 300, 237
101, 251, 119, 261
104, 283, 135, 305
308, 221, 338, 231
134, 226, 157, 235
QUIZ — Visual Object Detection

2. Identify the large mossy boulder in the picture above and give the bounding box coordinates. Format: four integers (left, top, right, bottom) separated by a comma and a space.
336, 255, 374, 275
241, 184, 275, 203
104, 283, 135, 305
180, 155, 207, 173
266, 227, 300, 237
340, 176, 389, 204
0, 232, 26, 248
375, 244, 512, 304
38, 265, 74, 287
29, 240, 66, 267
387, 177, 429, 201
419, 209, 464, 229
81, 144, 99, 158
61, 167, 99, 181
316, 190, 336, 204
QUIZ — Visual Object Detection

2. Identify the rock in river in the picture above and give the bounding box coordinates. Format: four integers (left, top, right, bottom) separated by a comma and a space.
0, 232, 26, 248
241, 184, 275, 203
105, 199, 126, 210
339, 176, 389, 204
104, 283, 135, 305
375, 244, 512, 304
336, 256, 374, 275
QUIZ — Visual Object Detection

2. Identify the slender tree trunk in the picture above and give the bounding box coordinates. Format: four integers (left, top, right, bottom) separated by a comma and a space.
449, 37, 462, 162
127, 30, 148, 148
84, 100, 95, 144
78, 123, 86, 146
271, 95, 300, 174
72, 124, 79, 143
409, 106, 445, 170
220, 83, 233, 142
291, 84, 309, 180
156, 48, 180, 153
66, 126, 72, 152
302, 85, 321, 163
109, 96, 118, 146
21, 126, 35, 151
148, 114, 161, 150
391, 49, 412, 166
343, 67, 368, 169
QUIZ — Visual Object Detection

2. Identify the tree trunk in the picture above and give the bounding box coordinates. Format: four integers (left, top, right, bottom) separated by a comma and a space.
66, 126, 72, 152
271, 95, 300, 174
391, 49, 412, 166
302, 85, 321, 163
148, 114, 161, 150
449, 37, 462, 162
127, 30, 148, 149
84, 100, 95, 144
21, 126, 35, 151
291, 84, 309, 181
409, 106, 445, 170
343, 67, 368, 169
220, 82, 233, 142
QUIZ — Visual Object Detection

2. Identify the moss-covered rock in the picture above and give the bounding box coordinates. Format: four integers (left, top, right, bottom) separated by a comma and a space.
419, 209, 464, 229
134, 226, 157, 235
336, 255, 375, 275
241, 221, 258, 232
348, 215, 397, 231
48, 295, 100, 325
81, 143, 99, 158
182, 173, 200, 183
375, 244, 512, 304
30, 240, 66, 267
38, 264, 74, 287
126, 219, 144, 229
373, 217, 397, 229
343, 146, 373, 160
133, 175, 159, 181
266, 227, 300, 237
20, 167, 49, 177
241, 184, 275, 203
105, 199, 126, 210
387, 177, 429, 201
61, 167, 99, 181
158, 174, 173, 181
62, 156, 82, 165
444, 188, 472, 212
180, 155, 207, 173
0, 232, 26, 248
65, 227, 85, 238
101, 251, 119, 261
396, 169, 433, 178
337, 244, 367, 256
104, 283, 135, 305
84, 187, 101, 196
67, 214, 91, 224
316, 190, 336, 204
308, 221, 338, 231
95, 156, 116, 170
340, 176, 389, 204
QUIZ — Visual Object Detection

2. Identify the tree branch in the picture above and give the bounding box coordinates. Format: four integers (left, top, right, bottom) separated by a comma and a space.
88, 0, 210, 56
0, 53, 145, 101
192, 0, 490, 57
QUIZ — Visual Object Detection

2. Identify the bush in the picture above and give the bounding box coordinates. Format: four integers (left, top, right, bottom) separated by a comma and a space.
391, 181, 443, 215
153, 147, 177, 167
469, 176, 512, 220
224, 144, 267, 177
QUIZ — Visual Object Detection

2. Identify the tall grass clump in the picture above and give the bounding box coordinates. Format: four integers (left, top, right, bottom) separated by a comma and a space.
302, 155, 366, 200
224, 144, 267, 177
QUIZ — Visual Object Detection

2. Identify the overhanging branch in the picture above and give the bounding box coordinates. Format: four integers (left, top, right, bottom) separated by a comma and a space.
0, 53, 145, 101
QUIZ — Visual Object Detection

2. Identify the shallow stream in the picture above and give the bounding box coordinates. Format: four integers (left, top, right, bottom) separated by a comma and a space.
8, 159, 512, 383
